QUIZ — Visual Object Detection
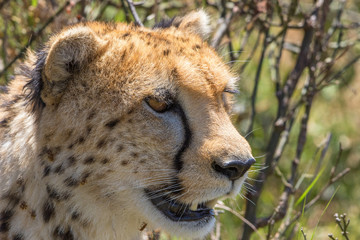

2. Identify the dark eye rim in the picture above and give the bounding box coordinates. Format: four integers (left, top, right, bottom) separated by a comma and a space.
144, 96, 174, 113
223, 88, 240, 94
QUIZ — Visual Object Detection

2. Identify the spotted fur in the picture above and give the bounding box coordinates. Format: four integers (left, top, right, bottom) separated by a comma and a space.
0, 10, 253, 240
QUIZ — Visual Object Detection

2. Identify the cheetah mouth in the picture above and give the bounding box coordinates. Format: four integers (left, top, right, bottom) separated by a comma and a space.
145, 190, 216, 222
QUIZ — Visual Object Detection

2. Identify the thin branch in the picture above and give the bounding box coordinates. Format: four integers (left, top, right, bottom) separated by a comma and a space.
211, 11, 235, 48
0, 1, 71, 79
125, 0, 144, 27
246, 27, 270, 137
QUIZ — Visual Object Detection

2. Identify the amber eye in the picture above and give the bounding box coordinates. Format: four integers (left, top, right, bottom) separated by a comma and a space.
145, 97, 171, 113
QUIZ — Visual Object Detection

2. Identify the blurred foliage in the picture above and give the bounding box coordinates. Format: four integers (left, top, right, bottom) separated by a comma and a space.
0, 0, 359, 239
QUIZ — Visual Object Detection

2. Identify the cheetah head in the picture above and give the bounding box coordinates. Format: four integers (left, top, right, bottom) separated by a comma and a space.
28, 10, 254, 239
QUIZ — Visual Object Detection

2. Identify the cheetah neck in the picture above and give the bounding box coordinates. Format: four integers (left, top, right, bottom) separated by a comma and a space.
0, 82, 142, 240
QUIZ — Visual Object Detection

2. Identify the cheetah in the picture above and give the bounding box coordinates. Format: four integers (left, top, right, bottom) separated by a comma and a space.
0, 10, 254, 240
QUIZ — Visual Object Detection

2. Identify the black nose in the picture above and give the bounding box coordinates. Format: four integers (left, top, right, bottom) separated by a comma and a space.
212, 158, 255, 180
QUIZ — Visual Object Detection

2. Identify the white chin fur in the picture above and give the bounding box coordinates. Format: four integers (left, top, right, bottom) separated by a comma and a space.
229, 172, 248, 198
136, 193, 215, 239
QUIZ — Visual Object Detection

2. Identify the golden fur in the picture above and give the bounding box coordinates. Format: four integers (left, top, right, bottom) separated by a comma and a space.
0, 11, 253, 240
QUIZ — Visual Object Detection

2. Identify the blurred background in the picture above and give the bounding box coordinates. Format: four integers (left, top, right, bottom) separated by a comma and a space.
0, 0, 359, 239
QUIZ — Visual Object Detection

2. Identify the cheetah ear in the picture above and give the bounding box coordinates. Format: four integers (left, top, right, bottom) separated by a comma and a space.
41, 26, 106, 106
156, 10, 211, 40
175, 10, 211, 40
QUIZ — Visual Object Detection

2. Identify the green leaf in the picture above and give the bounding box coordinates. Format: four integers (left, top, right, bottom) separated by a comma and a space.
295, 167, 325, 207
31, 0, 38, 7
310, 185, 340, 240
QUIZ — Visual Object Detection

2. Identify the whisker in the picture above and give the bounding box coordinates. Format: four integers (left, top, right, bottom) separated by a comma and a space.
253, 154, 267, 159
240, 193, 256, 206
243, 127, 262, 139
246, 177, 263, 182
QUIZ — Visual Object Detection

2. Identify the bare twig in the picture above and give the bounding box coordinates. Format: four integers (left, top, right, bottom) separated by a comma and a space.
215, 203, 266, 240
0, 1, 71, 79
125, 0, 144, 27
246, 27, 270, 136
211, 11, 235, 48
300, 227, 307, 240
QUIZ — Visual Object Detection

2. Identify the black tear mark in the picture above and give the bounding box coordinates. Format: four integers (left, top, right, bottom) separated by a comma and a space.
172, 102, 192, 171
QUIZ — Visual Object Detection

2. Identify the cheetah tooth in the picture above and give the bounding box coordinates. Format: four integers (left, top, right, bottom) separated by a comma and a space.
206, 199, 218, 209
190, 202, 198, 211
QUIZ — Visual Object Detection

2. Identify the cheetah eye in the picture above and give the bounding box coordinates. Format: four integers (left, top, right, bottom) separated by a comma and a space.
145, 97, 172, 113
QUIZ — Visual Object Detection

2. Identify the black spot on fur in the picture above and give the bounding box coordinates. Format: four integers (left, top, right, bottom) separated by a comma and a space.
68, 156, 76, 166
163, 49, 171, 56
22, 49, 48, 113
19, 201, 28, 210
193, 44, 201, 50
122, 32, 130, 38
131, 152, 138, 158
4, 193, 21, 208
86, 111, 96, 120
120, 50, 127, 61
53, 225, 74, 240
0, 209, 13, 232
77, 136, 85, 144
101, 158, 109, 164
16, 177, 24, 185
30, 210, 36, 219
42, 199, 55, 222
0, 118, 9, 128
53, 164, 64, 174
86, 125, 92, 134
46, 185, 70, 201
64, 177, 79, 187
71, 211, 80, 220
13, 233, 24, 240
43, 165, 51, 177
97, 138, 107, 149
83, 156, 95, 165
117, 145, 124, 152
153, 17, 177, 29
105, 119, 120, 129
121, 160, 128, 166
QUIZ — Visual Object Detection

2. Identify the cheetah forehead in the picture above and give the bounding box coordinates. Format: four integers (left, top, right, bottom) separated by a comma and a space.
73, 22, 235, 96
